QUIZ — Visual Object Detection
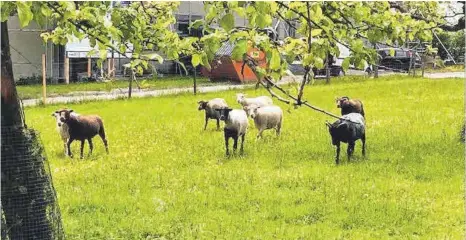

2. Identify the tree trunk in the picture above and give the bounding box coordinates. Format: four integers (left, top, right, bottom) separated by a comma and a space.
128, 70, 134, 98
1, 21, 63, 239
373, 43, 379, 78
1, 21, 22, 127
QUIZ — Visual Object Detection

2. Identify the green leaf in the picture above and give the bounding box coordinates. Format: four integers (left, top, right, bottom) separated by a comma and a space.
389, 48, 395, 57
314, 57, 324, 69
220, 13, 234, 32
312, 4, 323, 22
256, 14, 272, 28
192, 53, 201, 67
342, 57, 351, 71
189, 19, 204, 30
1, 2, 15, 22
311, 29, 322, 37
142, 52, 164, 63
17, 1, 33, 28
232, 39, 248, 61
201, 53, 211, 70
269, 49, 281, 70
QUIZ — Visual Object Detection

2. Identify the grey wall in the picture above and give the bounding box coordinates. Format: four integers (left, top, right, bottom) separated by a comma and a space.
7, 16, 54, 81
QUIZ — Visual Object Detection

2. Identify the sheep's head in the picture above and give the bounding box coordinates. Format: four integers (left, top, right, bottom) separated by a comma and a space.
336, 96, 350, 108
326, 120, 349, 145
56, 109, 74, 123
236, 93, 245, 104
51, 111, 63, 127
197, 100, 208, 111
215, 108, 232, 121
244, 104, 259, 118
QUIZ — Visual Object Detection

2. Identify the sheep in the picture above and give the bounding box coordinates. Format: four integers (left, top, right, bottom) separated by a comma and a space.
244, 104, 283, 139
326, 113, 366, 164
198, 98, 229, 130
215, 108, 249, 156
57, 109, 109, 159
236, 93, 273, 111
335, 96, 365, 117
51, 110, 79, 155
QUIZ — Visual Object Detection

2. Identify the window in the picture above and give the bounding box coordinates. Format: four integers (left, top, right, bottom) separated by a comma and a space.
176, 14, 203, 38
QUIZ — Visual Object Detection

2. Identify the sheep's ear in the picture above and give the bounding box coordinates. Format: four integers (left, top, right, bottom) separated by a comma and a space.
69, 109, 74, 113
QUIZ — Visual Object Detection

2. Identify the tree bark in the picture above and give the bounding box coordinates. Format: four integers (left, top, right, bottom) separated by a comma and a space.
128, 70, 134, 98
1, 21, 63, 240
1, 21, 22, 128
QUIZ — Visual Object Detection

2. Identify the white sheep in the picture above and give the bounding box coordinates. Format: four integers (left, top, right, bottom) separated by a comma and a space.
198, 98, 229, 130
215, 108, 249, 156
236, 93, 273, 110
244, 105, 283, 139
52, 110, 79, 155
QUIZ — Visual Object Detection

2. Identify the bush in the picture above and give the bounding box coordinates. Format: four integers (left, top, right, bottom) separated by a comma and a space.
16, 74, 53, 86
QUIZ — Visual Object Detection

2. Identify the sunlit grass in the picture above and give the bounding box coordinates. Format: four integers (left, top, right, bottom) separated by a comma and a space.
25, 76, 464, 239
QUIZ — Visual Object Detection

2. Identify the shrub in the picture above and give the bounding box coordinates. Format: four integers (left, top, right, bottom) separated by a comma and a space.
16, 74, 53, 86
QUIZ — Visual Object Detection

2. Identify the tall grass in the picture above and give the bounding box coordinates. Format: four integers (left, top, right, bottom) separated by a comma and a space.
25, 76, 464, 239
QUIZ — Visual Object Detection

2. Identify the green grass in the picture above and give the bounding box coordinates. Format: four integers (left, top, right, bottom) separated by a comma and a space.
25, 75, 464, 239
425, 64, 465, 73
16, 75, 224, 100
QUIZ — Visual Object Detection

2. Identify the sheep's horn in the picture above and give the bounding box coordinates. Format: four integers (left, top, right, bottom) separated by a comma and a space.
325, 121, 332, 128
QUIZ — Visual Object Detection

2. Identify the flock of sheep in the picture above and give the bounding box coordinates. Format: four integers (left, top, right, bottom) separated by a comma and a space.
51, 93, 366, 164
198, 93, 366, 163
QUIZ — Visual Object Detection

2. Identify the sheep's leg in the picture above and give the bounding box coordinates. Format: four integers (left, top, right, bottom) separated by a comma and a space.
256, 129, 264, 140
216, 118, 220, 131
276, 122, 282, 136
80, 140, 85, 159
88, 138, 93, 156
347, 142, 355, 161
240, 134, 245, 154
63, 139, 68, 156
335, 142, 340, 164
204, 115, 209, 130
361, 134, 366, 157
67, 138, 74, 158
233, 135, 238, 153
99, 127, 109, 154
224, 130, 230, 156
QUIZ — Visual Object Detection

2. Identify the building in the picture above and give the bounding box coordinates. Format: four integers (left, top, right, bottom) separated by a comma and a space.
7, 2, 294, 83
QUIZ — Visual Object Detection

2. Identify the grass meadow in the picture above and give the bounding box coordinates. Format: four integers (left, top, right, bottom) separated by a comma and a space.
24, 76, 464, 239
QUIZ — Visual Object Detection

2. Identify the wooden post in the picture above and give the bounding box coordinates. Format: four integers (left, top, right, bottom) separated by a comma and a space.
373, 43, 379, 78
42, 54, 46, 104
325, 55, 330, 84
87, 58, 91, 78
64, 56, 69, 84
107, 59, 111, 78
193, 67, 197, 95
112, 58, 116, 77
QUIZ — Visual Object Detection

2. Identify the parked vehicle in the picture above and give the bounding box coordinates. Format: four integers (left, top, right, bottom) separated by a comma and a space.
377, 48, 421, 71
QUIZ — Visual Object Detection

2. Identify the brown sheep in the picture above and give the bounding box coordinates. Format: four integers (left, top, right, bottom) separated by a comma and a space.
336, 96, 365, 117
57, 109, 109, 159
